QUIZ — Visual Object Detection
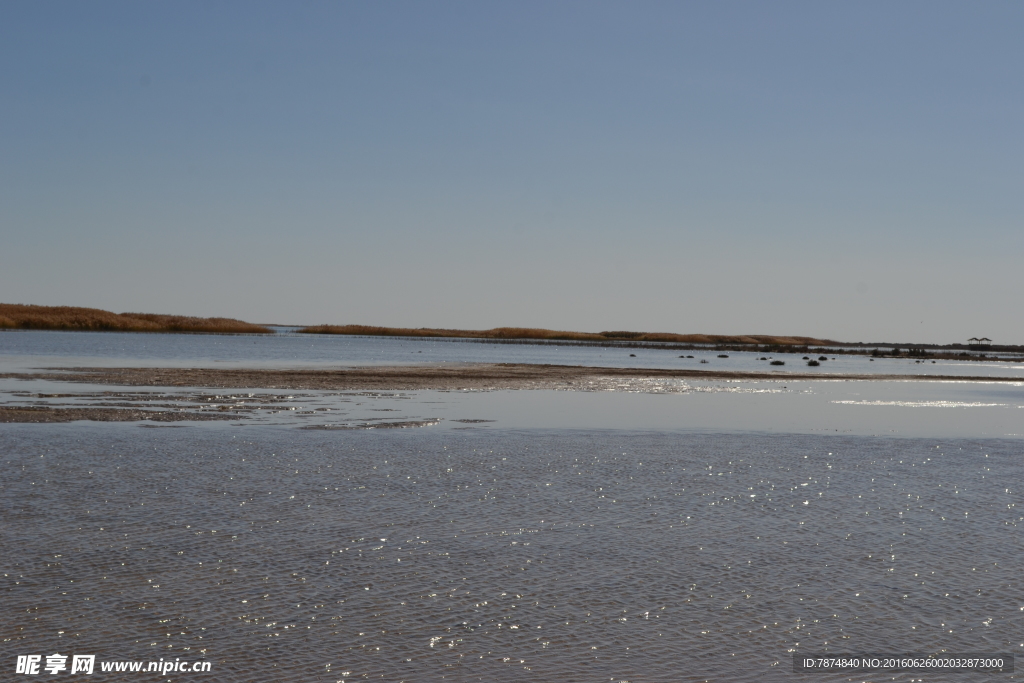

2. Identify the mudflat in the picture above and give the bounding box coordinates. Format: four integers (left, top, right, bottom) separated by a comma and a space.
0, 406, 239, 423
4, 363, 1021, 391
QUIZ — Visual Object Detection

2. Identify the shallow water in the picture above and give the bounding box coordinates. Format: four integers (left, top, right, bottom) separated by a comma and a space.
3, 331, 1024, 681
3, 375, 1023, 438
2, 427, 1023, 682
2, 329, 1022, 378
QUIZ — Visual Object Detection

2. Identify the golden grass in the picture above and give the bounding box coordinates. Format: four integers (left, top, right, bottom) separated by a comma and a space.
0, 304, 273, 334
298, 324, 835, 346
299, 325, 610, 341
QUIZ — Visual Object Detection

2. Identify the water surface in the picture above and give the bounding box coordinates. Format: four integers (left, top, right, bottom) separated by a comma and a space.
2, 329, 1022, 378
3, 427, 1023, 682
2, 330, 1023, 682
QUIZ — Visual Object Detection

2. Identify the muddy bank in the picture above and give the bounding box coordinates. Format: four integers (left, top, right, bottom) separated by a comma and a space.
0, 406, 243, 423
4, 363, 1022, 392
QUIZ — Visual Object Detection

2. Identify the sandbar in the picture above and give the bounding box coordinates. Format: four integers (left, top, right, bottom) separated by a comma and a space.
0, 406, 241, 423
4, 363, 1021, 392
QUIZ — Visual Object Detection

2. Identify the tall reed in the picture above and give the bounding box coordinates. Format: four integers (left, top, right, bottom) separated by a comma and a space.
0, 304, 273, 334
298, 324, 833, 346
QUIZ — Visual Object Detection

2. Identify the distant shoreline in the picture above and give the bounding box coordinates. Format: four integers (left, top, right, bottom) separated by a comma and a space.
0, 303, 272, 334
296, 325, 1022, 360
297, 324, 836, 346
2, 304, 1017, 357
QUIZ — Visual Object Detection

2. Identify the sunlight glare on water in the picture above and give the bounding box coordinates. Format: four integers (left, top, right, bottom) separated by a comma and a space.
2, 427, 1023, 682
3, 331, 1024, 681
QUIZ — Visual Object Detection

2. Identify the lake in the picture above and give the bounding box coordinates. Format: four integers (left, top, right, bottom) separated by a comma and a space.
2, 330, 1023, 681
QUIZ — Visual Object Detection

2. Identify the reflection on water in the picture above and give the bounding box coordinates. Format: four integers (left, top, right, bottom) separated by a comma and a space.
2, 427, 1023, 682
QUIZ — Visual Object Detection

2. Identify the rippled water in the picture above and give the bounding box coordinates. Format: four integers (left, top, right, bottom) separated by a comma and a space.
3, 426, 1023, 681
3, 331, 1024, 680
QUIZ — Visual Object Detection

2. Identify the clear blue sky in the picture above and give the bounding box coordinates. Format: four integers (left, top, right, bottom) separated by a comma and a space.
3, 1, 1022, 343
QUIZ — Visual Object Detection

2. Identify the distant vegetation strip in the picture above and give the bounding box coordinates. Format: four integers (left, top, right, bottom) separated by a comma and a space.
0, 304, 273, 334
297, 324, 834, 346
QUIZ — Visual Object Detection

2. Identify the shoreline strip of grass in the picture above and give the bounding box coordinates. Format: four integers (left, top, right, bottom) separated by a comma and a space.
0, 304, 273, 334
297, 324, 834, 346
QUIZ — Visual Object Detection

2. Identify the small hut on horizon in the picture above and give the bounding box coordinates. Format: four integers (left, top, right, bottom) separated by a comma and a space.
968, 337, 992, 350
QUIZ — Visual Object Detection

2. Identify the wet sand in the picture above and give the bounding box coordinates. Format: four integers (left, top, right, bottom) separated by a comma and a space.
0, 406, 241, 423
4, 363, 1023, 392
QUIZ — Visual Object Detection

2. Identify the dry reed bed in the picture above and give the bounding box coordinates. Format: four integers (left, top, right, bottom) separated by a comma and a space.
0, 304, 272, 334
298, 324, 833, 346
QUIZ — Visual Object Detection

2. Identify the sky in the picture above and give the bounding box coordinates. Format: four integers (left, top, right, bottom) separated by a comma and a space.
2, 1, 1023, 344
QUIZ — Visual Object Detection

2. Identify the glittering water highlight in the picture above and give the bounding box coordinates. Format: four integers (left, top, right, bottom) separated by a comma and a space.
3, 427, 1023, 682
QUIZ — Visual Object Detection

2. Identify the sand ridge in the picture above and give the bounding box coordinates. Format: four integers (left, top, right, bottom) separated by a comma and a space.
4, 363, 1022, 392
